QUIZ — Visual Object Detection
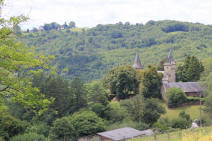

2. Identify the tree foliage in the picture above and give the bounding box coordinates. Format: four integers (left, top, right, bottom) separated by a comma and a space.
50, 116, 75, 141
0, 114, 28, 141
104, 66, 138, 99
50, 110, 105, 140
21, 20, 212, 81
177, 55, 204, 82
166, 87, 187, 108
138, 66, 163, 98
121, 95, 165, 125
10, 133, 48, 141
0, 3, 53, 114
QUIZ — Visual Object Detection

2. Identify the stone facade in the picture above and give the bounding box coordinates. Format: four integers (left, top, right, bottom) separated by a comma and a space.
132, 49, 204, 99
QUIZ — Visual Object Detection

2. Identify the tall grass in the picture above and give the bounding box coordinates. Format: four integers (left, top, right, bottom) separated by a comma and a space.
181, 132, 212, 141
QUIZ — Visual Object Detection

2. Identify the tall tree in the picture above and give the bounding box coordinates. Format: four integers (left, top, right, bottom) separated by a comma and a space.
138, 66, 163, 98
121, 95, 165, 125
177, 55, 204, 82
104, 66, 139, 99
87, 81, 109, 106
70, 78, 88, 112
0, 2, 52, 113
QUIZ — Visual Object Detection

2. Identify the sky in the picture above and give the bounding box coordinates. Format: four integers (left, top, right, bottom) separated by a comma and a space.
2, 0, 212, 30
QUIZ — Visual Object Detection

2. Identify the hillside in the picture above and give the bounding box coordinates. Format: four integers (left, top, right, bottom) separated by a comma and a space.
21, 20, 212, 81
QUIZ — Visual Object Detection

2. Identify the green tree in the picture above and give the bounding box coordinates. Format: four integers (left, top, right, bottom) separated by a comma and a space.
142, 99, 166, 125
203, 73, 212, 115
0, 114, 28, 140
104, 66, 138, 99
70, 78, 88, 113
157, 58, 166, 71
50, 117, 75, 141
139, 66, 163, 98
69, 21, 76, 28
10, 133, 47, 141
87, 81, 109, 106
177, 55, 204, 82
104, 101, 127, 123
32, 74, 73, 121
121, 95, 165, 125
120, 95, 145, 123
69, 110, 105, 138
166, 87, 187, 108
0, 2, 52, 113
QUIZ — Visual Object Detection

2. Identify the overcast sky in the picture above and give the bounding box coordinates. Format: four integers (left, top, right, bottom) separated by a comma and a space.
2, 0, 212, 29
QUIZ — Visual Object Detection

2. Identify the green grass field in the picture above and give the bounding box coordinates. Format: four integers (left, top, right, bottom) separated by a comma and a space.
159, 102, 211, 123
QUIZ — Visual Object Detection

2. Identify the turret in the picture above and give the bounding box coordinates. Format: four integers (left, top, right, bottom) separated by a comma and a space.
133, 52, 144, 69
163, 49, 176, 83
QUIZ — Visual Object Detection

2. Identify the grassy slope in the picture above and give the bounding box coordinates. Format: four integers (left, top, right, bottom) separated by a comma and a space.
160, 102, 212, 124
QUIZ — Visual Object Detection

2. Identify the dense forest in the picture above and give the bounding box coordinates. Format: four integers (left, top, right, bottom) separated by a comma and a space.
21, 20, 212, 81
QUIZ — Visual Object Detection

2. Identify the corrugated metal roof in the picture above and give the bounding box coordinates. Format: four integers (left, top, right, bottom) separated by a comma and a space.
97, 127, 153, 141
166, 82, 204, 93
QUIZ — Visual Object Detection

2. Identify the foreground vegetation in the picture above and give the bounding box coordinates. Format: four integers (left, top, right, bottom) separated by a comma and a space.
129, 126, 212, 141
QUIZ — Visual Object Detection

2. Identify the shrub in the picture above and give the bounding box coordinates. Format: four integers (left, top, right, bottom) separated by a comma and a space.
171, 111, 192, 129
104, 101, 127, 123
50, 110, 105, 140
0, 114, 28, 140
171, 118, 190, 129
69, 110, 105, 138
49, 116, 75, 141
10, 133, 48, 141
25, 123, 50, 137
166, 87, 187, 108
91, 103, 106, 118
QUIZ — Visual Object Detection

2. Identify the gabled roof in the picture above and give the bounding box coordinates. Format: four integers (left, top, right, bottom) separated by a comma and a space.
165, 49, 175, 64
133, 52, 144, 69
166, 82, 204, 93
97, 127, 152, 141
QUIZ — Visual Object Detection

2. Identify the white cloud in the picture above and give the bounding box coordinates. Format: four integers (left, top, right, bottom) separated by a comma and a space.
2, 0, 212, 29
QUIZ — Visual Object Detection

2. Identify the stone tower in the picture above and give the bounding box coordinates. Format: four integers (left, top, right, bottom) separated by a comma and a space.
133, 52, 144, 69
163, 49, 176, 83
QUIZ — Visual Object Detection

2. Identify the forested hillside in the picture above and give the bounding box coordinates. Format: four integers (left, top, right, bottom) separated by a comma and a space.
21, 20, 212, 81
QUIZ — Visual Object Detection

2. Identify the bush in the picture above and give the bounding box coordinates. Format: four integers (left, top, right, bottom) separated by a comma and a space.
50, 110, 105, 140
153, 118, 172, 132
10, 133, 48, 141
0, 114, 28, 140
91, 103, 106, 118
69, 110, 105, 138
171, 118, 190, 129
104, 101, 127, 123
50, 116, 75, 141
171, 111, 192, 129
25, 123, 50, 137
166, 87, 187, 108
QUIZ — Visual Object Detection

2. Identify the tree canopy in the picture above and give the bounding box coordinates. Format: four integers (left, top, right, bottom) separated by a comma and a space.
104, 66, 138, 99
176, 55, 204, 82
0, 3, 53, 114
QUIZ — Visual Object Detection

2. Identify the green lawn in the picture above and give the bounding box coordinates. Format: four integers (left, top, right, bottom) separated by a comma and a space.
160, 102, 211, 122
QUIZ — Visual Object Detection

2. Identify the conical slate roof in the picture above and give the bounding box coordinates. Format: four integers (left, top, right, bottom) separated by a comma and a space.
165, 49, 175, 64
133, 52, 144, 69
